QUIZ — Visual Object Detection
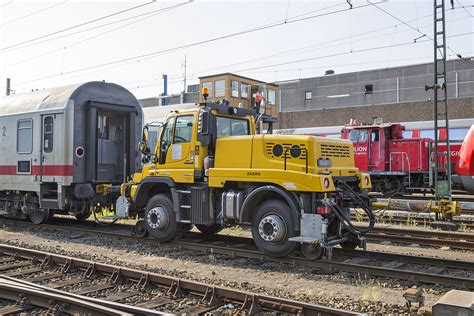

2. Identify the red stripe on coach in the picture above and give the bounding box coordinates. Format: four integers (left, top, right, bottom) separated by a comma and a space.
0, 165, 73, 176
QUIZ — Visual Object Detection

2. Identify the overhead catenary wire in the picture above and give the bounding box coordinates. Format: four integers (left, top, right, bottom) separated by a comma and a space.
1, 1, 191, 56
227, 31, 473, 75
9, 0, 472, 95
0, 0, 157, 52
0, 1, 67, 28
0, 0, 13, 8
14, 30, 474, 93
4, 1, 191, 69
456, 0, 474, 17
187, 8, 470, 79
11, 1, 409, 87
367, 0, 471, 63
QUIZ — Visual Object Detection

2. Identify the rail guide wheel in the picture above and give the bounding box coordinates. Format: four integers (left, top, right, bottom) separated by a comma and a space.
133, 219, 148, 237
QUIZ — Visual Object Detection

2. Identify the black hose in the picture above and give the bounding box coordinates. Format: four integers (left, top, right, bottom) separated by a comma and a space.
330, 181, 376, 235
91, 203, 118, 225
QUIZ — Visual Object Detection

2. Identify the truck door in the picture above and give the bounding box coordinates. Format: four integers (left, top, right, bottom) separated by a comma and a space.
368, 128, 386, 171
158, 114, 196, 183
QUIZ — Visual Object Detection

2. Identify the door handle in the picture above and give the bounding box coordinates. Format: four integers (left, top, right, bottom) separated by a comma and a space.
184, 161, 194, 165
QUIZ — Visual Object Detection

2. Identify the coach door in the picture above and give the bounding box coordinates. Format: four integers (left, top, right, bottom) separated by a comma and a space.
96, 111, 127, 182
40, 114, 64, 183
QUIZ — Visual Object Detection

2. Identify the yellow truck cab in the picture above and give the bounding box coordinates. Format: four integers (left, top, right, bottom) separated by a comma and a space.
115, 97, 375, 259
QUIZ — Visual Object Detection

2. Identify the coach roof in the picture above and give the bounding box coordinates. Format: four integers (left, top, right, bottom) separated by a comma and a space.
0, 81, 141, 116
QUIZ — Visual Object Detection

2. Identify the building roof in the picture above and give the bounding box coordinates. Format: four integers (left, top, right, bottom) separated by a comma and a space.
275, 56, 474, 85
199, 72, 278, 87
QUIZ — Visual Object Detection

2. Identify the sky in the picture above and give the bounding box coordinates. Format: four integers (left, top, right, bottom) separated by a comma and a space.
0, 0, 472, 99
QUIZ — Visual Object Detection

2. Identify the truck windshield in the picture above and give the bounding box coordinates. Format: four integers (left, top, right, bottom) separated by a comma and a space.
216, 116, 249, 137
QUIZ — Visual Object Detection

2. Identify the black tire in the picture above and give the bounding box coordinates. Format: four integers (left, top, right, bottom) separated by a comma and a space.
195, 224, 223, 235
144, 194, 181, 241
251, 200, 297, 257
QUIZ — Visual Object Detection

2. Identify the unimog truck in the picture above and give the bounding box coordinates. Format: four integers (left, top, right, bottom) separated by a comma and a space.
106, 92, 375, 258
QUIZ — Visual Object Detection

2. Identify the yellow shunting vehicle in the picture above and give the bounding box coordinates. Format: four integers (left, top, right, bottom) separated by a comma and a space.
106, 91, 375, 259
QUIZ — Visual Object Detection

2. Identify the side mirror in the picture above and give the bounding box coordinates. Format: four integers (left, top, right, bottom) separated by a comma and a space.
199, 110, 210, 135
142, 126, 149, 142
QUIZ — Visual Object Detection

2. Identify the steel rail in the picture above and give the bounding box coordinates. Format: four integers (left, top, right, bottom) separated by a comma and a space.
0, 218, 472, 289
365, 233, 474, 250
3, 215, 473, 247
0, 244, 362, 316
352, 215, 474, 230
367, 226, 474, 241
0, 277, 134, 315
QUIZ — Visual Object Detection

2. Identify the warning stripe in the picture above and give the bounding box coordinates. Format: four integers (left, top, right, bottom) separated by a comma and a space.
0, 165, 73, 176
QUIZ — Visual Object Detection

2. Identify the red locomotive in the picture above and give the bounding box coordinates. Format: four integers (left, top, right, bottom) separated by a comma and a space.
340, 119, 468, 195
454, 125, 474, 193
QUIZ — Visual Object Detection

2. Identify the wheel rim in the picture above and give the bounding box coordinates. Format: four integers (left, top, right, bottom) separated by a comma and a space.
147, 206, 169, 230
258, 213, 286, 243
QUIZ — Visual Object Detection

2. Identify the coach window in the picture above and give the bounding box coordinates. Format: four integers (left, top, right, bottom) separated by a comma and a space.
97, 115, 110, 140
17, 119, 33, 154
173, 115, 193, 144
420, 130, 436, 139
43, 116, 54, 153
449, 128, 468, 141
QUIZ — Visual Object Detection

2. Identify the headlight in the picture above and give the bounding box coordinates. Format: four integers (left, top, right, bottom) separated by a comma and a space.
318, 158, 332, 167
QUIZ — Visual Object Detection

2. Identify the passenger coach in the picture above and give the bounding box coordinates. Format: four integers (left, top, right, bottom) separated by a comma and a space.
0, 82, 143, 223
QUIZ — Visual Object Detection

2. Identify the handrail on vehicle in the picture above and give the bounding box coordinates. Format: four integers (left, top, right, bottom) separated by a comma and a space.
284, 147, 308, 174
390, 151, 411, 186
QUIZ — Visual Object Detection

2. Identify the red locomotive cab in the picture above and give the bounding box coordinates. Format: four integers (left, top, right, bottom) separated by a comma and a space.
341, 125, 389, 172
342, 127, 369, 171
455, 125, 474, 193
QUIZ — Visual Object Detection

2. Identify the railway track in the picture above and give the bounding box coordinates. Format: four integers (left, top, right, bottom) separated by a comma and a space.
365, 226, 474, 250
0, 218, 473, 290
352, 213, 474, 230
0, 244, 358, 315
